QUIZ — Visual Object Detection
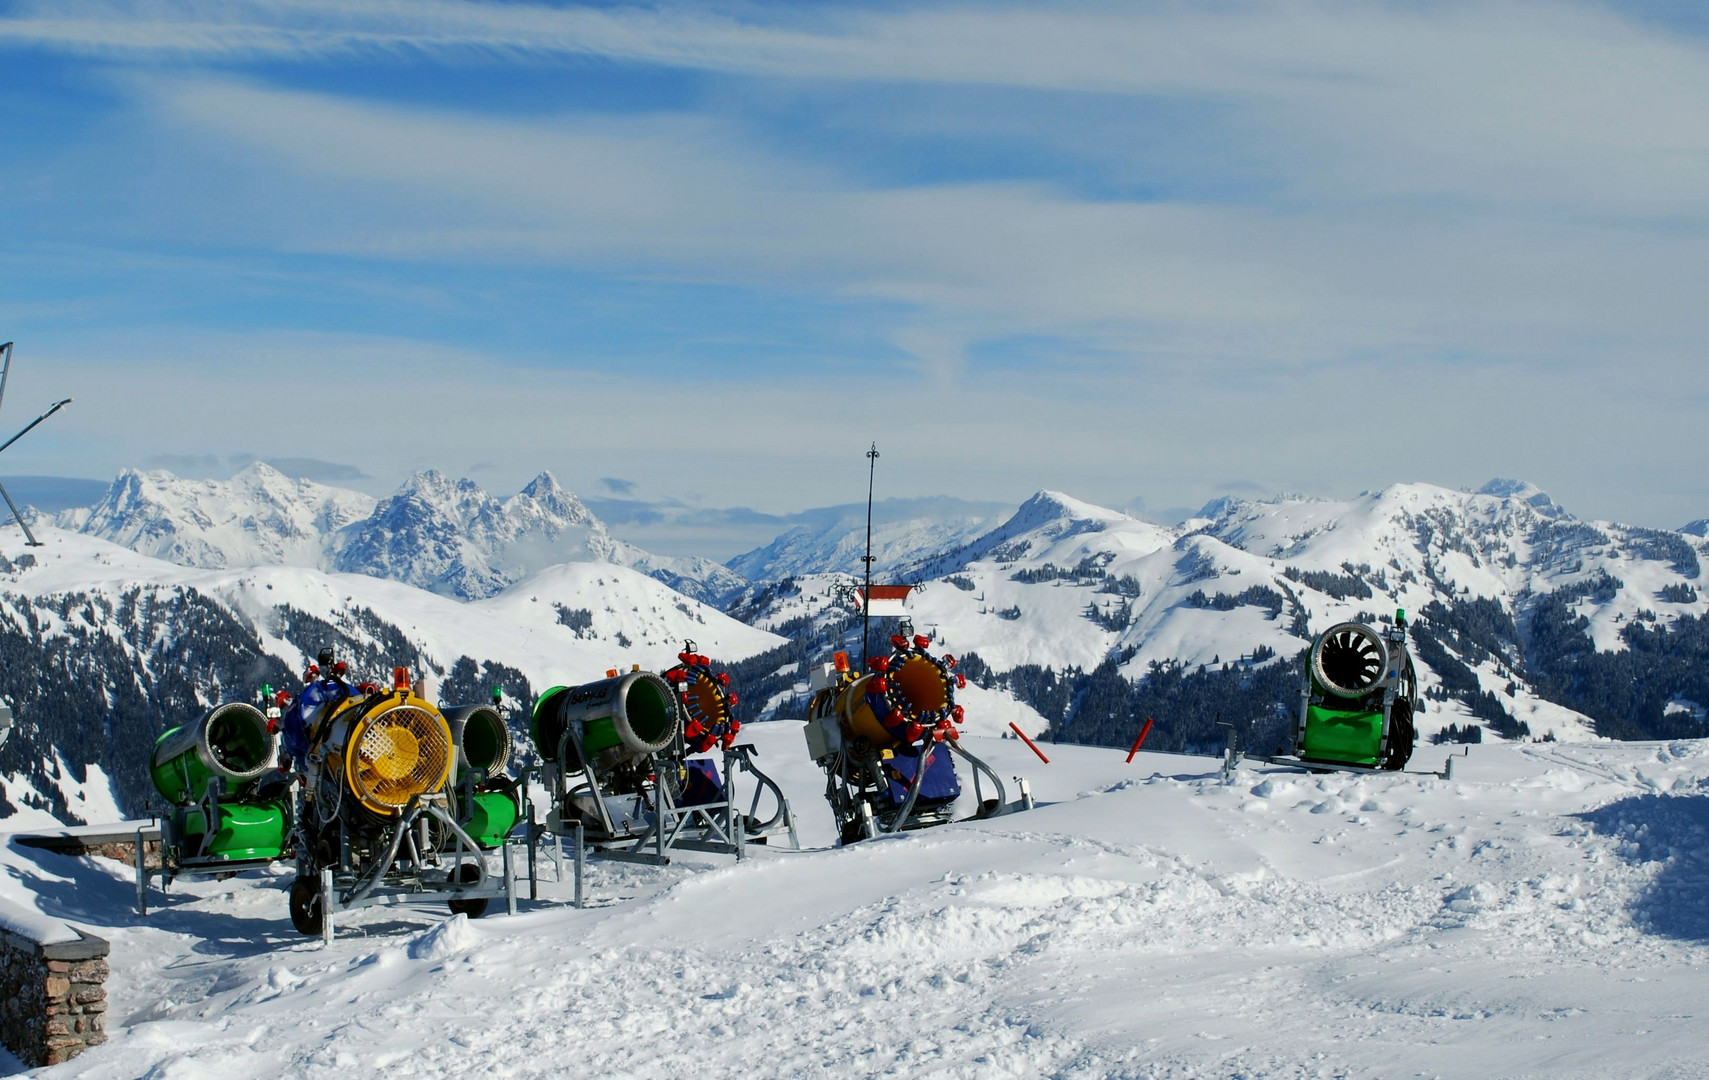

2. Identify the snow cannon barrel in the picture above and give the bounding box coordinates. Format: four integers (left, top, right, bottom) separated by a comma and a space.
443, 703, 512, 780
531, 671, 679, 772
1309, 622, 1390, 703
320, 691, 455, 817
150, 703, 279, 805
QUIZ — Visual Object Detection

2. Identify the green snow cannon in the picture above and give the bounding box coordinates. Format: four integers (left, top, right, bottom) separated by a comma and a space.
531, 671, 678, 773
150, 702, 280, 805
443, 701, 521, 850
1295, 614, 1418, 771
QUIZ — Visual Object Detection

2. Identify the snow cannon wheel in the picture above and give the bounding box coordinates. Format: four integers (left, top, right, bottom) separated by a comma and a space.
288, 875, 324, 936
1382, 698, 1416, 771
446, 863, 489, 919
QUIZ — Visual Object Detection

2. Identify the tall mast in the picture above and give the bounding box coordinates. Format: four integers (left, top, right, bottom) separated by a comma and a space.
861, 441, 879, 666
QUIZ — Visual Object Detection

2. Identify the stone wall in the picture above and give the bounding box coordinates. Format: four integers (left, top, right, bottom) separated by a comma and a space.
0, 915, 110, 1067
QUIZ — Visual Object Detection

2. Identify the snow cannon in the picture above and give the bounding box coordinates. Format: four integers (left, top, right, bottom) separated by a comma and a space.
442, 699, 522, 851
1295, 615, 1417, 771
150, 702, 279, 805
805, 627, 1029, 844
145, 697, 292, 888
288, 659, 514, 937
531, 670, 678, 774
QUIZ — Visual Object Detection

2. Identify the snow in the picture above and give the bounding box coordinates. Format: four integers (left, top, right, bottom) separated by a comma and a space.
10, 725, 1709, 1078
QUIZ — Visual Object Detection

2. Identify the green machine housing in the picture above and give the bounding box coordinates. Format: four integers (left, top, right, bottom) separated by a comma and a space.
149, 701, 291, 867
1295, 615, 1418, 771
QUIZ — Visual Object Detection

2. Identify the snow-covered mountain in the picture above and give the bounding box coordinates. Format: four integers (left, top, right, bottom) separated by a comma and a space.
0, 528, 782, 821
726, 497, 1007, 582
54, 465, 745, 604
732, 479, 1709, 749
56, 463, 376, 568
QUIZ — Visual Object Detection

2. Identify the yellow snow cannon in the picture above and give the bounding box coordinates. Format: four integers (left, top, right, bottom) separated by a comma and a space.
289, 661, 515, 938
805, 626, 1032, 844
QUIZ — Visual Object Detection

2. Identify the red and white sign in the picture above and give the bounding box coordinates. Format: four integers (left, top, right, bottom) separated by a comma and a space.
853, 585, 913, 617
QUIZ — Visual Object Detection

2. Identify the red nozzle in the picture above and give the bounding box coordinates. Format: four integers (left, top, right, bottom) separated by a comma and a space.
914, 635, 931, 649
871, 677, 888, 694
717, 672, 730, 687
869, 656, 889, 673
945, 655, 957, 668
890, 635, 908, 649
956, 674, 967, 689
904, 722, 925, 742
727, 692, 738, 706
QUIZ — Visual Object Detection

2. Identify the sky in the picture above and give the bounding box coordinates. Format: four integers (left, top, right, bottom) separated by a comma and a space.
1, 0, 1707, 529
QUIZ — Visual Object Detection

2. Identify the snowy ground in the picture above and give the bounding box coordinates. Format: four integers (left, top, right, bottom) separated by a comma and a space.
6, 727, 1709, 1078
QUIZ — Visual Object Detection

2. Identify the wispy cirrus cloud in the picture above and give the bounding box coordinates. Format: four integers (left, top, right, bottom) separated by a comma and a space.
5, 1, 1709, 524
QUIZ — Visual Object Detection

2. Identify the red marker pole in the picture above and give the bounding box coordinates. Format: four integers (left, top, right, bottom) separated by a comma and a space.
1125, 717, 1155, 763
1009, 722, 1050, 764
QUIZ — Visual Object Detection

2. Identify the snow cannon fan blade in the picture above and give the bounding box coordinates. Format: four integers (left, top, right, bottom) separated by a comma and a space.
150, 702, 280, 805
1310, 622, 1389, 701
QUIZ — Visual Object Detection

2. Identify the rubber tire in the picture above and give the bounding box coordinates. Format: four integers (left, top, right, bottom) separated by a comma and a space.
447, 863, 489, 919
288, 875, 323, 936
839, 817, 867, 847
1383, 699, 1416, 771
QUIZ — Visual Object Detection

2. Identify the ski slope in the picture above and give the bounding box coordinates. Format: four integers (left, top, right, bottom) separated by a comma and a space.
8, 725, 1709, 1079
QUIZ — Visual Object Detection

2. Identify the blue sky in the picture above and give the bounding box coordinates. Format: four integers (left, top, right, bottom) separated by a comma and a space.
1, 0, 1707, 528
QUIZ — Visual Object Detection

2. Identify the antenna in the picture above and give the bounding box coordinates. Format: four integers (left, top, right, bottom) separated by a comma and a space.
861, 441, 879, 668
0, 342, 75, 548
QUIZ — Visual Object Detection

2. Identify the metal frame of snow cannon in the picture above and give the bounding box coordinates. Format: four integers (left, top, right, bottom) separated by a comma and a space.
721, 742, 801, 849
302, 792, 519, 945
1225, 612, 1456, 781
661, 644, 800, 851
527, 670, 746, 882
286, 665, 521, 940
135, 698, 294, 915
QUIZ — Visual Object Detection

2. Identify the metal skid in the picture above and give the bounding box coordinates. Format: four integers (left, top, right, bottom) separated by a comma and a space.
825, 739, 1033, 844
309, 793, 520, 944
532, 717, 744, 868
524, 726, 801, 909
1221, 720, 1464, 782
135, 777, 285, 915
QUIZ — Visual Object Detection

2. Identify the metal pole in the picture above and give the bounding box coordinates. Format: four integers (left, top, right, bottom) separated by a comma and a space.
133, 826, 147, 916
320, 867, 334, 946
573, 821, 585, 909
862, 442, 879, 667
503, 840, 517, 916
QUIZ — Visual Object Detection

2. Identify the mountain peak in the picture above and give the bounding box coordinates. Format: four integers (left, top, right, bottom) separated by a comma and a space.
1478, 478, 1566, 518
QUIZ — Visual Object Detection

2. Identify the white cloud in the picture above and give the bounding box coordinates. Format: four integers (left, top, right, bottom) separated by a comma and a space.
7, 1, 1709, 524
